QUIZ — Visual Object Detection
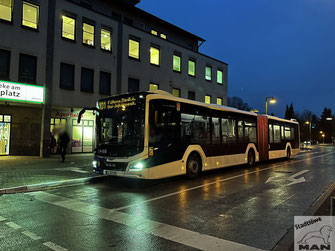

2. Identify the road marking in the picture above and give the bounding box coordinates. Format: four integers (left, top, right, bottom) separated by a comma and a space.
265, 169, 310, 186
43, 242, 68, 251
55, 167, 89, 174
5, 222, 22, 230
0, 216, 6, 222
22, 230, 42, 240
35, 192, 262, 251
113, 152, 334, 211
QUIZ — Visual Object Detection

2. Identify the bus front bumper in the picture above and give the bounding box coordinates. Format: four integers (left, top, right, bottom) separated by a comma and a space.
93, 167, 149, 179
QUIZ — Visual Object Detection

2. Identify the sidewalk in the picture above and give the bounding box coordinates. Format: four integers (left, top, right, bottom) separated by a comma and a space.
0, 154, 102, 193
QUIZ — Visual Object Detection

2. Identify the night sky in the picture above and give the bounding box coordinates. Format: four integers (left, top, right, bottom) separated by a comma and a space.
138, 0, 335, 117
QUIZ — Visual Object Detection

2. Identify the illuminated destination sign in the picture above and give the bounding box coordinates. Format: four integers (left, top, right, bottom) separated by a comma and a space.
99, 97, 137, 110
0, 81, 44, 104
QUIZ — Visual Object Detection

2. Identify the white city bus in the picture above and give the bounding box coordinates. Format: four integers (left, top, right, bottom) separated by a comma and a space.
79, 91, 300, 179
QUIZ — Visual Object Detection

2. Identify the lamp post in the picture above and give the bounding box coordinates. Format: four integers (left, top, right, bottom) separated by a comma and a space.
265, 97, 276, 115
322, 134, 326, 145
305, 121, 312, 143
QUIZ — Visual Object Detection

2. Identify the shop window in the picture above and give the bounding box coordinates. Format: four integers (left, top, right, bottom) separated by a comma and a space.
188, 60, 196, 77
101, 29, 111, 51
188, 91, 195, 100
0, 114, 11, 155
83, 23, 94, 46
18, 53, 37, 84
217, 97, 223, 105
60, 62, 75, 89
22, 2, 39, 29
0, 49, 10, 80
81, 67, 94, 92
0, 0, 12, 22
72, 119, 94, 153
205, 95, 211, 104
205, 66, 212, 81
99, 71, 111, 95
128, 77, 139, 93
149, 83, 158, 91
173, 55, 181, 72
172, 88, 180, 97
62, 15, 75, 40
129, 38, 139, 59
150, 46, 160, 66
217, 69, 223, 84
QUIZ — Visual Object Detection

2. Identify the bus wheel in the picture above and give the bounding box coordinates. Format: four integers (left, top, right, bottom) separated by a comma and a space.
247, 150, 255, 167
186, 153, 202, 179
287, 148, 291, 159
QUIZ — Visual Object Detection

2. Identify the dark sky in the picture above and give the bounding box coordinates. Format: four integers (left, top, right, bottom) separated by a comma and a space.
138, 0, 335, 117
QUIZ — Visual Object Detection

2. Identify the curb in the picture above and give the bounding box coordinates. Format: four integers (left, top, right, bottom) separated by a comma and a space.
0, 175, 109, 195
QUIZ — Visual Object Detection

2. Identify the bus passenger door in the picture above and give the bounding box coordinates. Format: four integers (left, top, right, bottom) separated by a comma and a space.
257, 115, 269, 161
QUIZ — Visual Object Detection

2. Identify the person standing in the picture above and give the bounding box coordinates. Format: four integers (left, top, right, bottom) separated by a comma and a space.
58, 130, 70, 162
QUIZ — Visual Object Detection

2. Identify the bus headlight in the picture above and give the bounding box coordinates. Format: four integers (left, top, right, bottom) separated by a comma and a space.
129, 162, 144, 171
93, 160, 99, 168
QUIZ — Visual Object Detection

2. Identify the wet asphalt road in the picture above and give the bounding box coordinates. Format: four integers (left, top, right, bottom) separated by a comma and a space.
1, 146, 335, 251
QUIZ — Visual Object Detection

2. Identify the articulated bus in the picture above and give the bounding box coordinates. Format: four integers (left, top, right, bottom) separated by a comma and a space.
79, 91, 300, 179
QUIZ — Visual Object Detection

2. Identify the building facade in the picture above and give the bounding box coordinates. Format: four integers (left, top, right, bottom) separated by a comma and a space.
0, 0, 228, 156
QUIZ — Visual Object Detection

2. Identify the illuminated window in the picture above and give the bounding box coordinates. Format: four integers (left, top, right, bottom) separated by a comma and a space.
0, 0, 12, 22
22, 2, 39, 29
150, 46, 160, 66
160, 34, 166, 39
149, 83, 159, 91
83, 23, 94, 46
217, 97, 223, 105
172, 88, 180, 97
205, 95, 211, 104
188, 60, 196, 76
62, 15, 75, 40
173, 55, 181, 72
101, 29, 111, 51
129, 39, 140, 59
151, 30, 158, 36
217, 70, 223, 84
205, 66, 212, 81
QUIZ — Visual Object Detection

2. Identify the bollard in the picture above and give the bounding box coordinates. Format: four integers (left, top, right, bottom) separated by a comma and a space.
331, 197, 335, 216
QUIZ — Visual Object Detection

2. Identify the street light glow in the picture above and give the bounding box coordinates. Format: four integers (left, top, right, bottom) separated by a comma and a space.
269, 98, 276, 104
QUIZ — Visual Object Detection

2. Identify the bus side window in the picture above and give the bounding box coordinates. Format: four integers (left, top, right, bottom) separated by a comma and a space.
192, 115, 210, 144
212, 117, 220, 144
244, 121, 257, 143
273, 124, 281, 143
269, 124, 274, 143
222, 118, 236, 144
238, 120, 244, 143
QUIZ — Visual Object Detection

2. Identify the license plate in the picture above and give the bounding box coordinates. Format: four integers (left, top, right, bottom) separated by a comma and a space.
103, 170, 117, 176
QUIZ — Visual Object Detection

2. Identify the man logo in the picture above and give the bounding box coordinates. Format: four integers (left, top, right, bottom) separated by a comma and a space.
295, 217, 334, 251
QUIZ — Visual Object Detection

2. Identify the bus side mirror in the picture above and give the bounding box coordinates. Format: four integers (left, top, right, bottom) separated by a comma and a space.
149, 147, 154, 156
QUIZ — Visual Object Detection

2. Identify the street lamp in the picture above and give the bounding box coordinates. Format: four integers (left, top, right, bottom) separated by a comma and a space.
305, 121, 312, 143
322, 134, 326, 144
265, 97, 277, 115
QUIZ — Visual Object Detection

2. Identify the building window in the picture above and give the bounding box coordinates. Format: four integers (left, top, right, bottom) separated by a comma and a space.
101, 29, 111, 51
217, 69, 223, 84
172, 88, 180, 97
0, 0, 12, 22
150, 46, 160, 66
188, 60, 196, 76
62, 15, 76, 40
81, 67, 94, 92
0, 49, 10, 80
151, 30, 158, 36
205, 66, 212, 81
129, 38, 140, 59
128, 77, 139, 93
188, 91, 195, 100
205, 95, 211, 104
149, 83, 159, 91
99, 71, 111, 95
18, 54, 37, 84
217, 97, 223, 105
22, 2, 39, 29
173, 55, 181, 72
60, 63, 75, 90
160, 34, 166, 39
83, 23, 94, 46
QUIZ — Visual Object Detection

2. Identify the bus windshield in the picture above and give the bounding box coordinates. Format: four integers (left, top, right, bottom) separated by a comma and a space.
97, 103, 145, 157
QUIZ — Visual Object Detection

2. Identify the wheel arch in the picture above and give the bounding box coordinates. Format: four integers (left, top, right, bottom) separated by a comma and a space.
182, 145, 206, 171
245, 143, 259, 162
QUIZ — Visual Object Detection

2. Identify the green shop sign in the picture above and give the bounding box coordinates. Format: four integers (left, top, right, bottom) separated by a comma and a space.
0, 80, 44, 104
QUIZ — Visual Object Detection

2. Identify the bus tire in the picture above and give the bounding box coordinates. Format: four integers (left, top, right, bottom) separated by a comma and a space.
186, 152, 202, 179
247, 150, 255, 167
287, 147, 291, 159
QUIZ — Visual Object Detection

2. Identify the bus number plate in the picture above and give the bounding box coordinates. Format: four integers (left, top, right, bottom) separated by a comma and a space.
103, 170, 117, 176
